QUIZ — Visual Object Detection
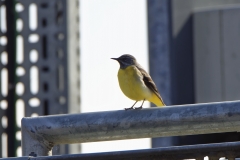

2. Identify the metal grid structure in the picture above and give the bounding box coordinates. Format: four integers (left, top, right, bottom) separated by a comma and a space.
0, 0, 80, 157
0, 0, 17, 158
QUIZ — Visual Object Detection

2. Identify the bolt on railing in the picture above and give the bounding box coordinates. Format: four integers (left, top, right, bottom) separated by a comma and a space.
21, 100, 240, 156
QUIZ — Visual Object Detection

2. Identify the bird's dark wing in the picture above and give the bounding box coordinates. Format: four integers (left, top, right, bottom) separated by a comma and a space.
136, 64, 165, 106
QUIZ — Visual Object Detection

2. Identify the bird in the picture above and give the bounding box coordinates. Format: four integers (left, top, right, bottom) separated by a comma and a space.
111, 54, 165, 110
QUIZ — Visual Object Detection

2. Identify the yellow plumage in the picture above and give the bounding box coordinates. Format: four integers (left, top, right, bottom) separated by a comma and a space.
118, 66, 164, 107
112, 54, 165, 109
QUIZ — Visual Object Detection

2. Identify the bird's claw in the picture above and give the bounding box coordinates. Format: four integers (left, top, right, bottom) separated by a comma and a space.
125, 106, 143, 110
134, 106, 142, 110
124, 106, 134, 110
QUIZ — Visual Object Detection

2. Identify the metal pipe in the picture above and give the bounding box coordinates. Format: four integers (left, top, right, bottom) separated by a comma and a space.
22, 100, 240, 156
3, 141, 240, 159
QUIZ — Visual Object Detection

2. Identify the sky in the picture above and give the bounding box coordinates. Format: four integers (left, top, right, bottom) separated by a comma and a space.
80, 0, 151, 153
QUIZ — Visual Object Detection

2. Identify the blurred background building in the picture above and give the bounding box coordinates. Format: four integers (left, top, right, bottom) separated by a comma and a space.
1, 0, 240, 158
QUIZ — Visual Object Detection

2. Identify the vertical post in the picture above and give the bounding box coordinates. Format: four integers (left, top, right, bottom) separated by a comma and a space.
193, 10, 222, 103
147, 0, 179, 148
221, 8, 240, 101
147, 0, 172, 106
66, 0, 81, 153
5, 0, 17, 157
21, 118, 51, 156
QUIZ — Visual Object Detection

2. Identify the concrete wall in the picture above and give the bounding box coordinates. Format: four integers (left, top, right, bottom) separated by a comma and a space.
194, 6, 240, 103
171, 0, 240, 104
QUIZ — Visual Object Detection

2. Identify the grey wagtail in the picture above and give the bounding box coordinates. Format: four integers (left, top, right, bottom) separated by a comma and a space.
111, 54, 165, 110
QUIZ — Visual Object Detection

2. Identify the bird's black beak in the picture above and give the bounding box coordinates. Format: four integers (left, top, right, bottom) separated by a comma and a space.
111, 58, 118, 61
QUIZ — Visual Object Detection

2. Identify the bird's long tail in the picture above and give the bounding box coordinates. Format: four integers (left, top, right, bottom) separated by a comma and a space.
149, 93, 165, 107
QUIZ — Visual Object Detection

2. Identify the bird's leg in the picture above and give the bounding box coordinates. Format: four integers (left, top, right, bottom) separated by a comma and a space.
134, 99, 145, 110
125, 101, 138, 110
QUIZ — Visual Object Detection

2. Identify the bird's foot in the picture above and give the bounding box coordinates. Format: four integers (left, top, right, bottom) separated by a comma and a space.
134, 106, 142, 110
125, 106, 134, 110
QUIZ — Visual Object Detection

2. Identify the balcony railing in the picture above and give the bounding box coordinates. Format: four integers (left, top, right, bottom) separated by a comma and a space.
14, 100, 240, 159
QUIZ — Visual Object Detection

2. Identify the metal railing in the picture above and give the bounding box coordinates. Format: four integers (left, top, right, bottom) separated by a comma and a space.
19, 100, 240, 158
1, 141, 240, 159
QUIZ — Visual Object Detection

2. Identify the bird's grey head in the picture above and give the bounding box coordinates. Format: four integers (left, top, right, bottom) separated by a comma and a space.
111, 54, 137, 69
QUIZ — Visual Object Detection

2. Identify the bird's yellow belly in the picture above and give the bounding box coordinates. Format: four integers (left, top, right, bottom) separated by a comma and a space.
117, 66, 152, 101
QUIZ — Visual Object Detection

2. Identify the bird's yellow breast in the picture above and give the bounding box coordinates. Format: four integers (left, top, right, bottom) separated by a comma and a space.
117, 66, 152, 101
